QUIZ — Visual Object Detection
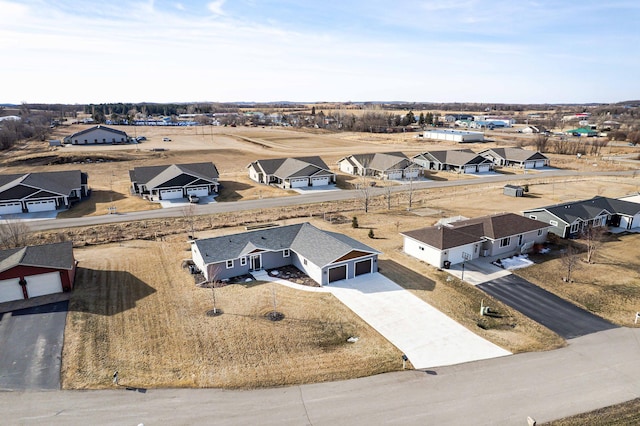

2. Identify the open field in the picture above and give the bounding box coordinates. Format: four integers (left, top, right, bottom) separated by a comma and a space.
62, 238, 403, 389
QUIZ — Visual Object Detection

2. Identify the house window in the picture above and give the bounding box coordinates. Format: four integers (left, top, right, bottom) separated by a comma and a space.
303, 259, 307, 266
240, 257, 247, 266
226, 260, 234, 269
500, 237, 510, 248
538, 229, 543, 236
518, 235, 523, 245
283, 249, 290, 257
529, 215, 537, 220
550, 220, 558, 226
570, 222, 580, 233
419, 246, 425, 251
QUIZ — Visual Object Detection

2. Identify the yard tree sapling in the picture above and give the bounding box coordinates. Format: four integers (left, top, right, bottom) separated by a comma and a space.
0, 216, 34, 249
560, 244, 581, 282
581, 225, 607, 264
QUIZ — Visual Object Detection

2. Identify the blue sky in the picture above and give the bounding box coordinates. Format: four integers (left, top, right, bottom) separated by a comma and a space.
2, 0, 639, 104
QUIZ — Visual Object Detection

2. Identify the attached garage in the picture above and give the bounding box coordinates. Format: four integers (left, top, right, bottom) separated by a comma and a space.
0, 202, 22, 215
26, 200, 56, 212
524, 161, 535, 169
186, 186, 209, 197
404, 170, 420, 179
478, 164, 491, 173
386, 171, 403, 180
535, 160, 546, 168
355, 259, 372, 276
290, 178, 309, 188
464, 165, 477, 174
25, 272, 63, 298
160, 188, 183, 199
0, 278, 24, 303
311, 176, 330, 186
328, 265, 347, 283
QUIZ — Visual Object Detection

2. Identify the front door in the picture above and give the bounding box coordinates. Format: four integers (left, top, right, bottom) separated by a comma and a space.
250, 254, 261, 271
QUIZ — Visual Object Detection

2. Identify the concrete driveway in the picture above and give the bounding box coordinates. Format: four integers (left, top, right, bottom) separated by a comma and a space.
326, 273, 510, 369
478, 275, 617, 339
0, 301, 68, 390
444, 258, 511, 285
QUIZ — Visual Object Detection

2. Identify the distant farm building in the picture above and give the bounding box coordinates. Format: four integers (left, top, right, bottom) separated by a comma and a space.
66, 125, 129, 145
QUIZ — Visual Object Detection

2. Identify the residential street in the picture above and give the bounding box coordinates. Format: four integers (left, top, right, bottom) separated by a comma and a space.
27, 169, 638, 232
1, 327, 639, 425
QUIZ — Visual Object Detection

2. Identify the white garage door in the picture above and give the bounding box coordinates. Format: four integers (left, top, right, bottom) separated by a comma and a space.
464, 165, 477, 174
160, 188, 183, 199
0, 202, 22, 215
524, 162, 535, 169
404, 170, 420, 179
386, 171, 402, 180
535, 160, 546, 168
311, 177, 329, 186
290, 178, 308, 188
26, 200, 56, 212
478, 164, 491, 173
186, 186, 209, 197
26, 272, 63, 298
0, 278, 24, 303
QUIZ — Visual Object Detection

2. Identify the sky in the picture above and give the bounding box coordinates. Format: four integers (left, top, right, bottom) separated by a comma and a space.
1, 0, 639, 104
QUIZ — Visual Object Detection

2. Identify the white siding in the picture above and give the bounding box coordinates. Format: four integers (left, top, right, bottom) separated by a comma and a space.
403, 236, 443, 268
339, 161, 355, 174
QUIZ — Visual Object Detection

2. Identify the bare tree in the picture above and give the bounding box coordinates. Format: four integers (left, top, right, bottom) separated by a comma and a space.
406, 175, 415, 210
385, 184, 393, 210
560, 244, 582, 282
0, 216, 34, 249
581, 225, 607, 263
182, 203, 196, 238
534, 133, 550, 152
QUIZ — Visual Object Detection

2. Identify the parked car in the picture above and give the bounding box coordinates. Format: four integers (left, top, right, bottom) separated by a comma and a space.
163, 137, 171, 142
188, 194, 200, 203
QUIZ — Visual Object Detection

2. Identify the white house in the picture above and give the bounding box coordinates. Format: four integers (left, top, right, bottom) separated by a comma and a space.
66, 125, 129, 145
337, 152, 422, 180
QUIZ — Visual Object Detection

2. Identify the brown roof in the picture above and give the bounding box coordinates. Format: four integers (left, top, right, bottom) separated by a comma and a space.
402, 213, 550, 249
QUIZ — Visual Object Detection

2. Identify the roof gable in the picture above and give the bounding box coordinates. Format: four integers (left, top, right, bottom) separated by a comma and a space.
0, 241, 74, 274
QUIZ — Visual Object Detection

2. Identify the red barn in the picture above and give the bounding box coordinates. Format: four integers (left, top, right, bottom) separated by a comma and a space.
0, 241, 76, 303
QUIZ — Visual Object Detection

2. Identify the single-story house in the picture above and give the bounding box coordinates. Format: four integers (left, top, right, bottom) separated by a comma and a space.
0, 170, 89, 215
337, 152, 422, 180
129, 162, 219, 201
523, 196, 640, 238
402, 213, 550, 268
65, 125, 129, 145
0, 241, 76, 303
520, 125, 548, 134
479, 147, 550, 168
192, 222, 380, 286
412, 149, 494, 173
444, 114, 474, 123
422, 129, 485, 143
248, 156, 335, 189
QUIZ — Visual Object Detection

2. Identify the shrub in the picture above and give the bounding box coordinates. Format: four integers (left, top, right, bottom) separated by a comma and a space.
352, 216, 359, 228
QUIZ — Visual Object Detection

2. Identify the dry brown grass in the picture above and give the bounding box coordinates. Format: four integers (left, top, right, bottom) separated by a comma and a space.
543, 398, 640, 425
516, 233, 640, 326
62, 239, 402, 389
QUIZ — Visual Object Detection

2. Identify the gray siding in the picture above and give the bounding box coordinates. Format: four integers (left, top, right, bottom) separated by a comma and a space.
257, 250, 292, 270
524, 211, 568, 237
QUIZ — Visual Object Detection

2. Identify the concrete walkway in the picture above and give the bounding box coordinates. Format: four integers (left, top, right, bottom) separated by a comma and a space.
325, 273, 510, 369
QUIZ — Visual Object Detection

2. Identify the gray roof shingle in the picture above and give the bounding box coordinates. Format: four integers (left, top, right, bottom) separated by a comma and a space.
249, 157, 332, 179
0, 170, 85, 201
0, 241, 74, 274
130, 163, 219, 189
194, 222, 379, 267
528, 196, 640, 224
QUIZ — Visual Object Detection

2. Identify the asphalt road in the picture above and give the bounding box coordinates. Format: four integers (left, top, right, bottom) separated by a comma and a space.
478, 275, 617, 339
1, 327, 639, 425
27, 169, 638, 232
0, 301, 68, 390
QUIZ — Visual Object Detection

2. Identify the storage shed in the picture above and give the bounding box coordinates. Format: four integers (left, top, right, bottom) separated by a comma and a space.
504, 185, 524, 197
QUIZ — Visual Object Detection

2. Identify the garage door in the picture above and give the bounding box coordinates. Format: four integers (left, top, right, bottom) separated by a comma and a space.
0, 278, 24, 303
26, 200, 56, 212
387, 171, 402, 180
535, 160, 546, 168
404, 170, 420, 179
328, 265, 347, 283
25, 272, 63, 298
311, 177, 329, 186
464, 165, 477, 174
524, 162, 535, 169
290, 178, 308, 188
355, 259, 372, 276
478, 164, 491, 173
186, 187, 209, 197
160, 188, 183, 199
0, 202, 22, 215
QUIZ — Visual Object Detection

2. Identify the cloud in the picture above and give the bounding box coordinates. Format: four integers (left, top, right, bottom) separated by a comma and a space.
207, 0, 226, 15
